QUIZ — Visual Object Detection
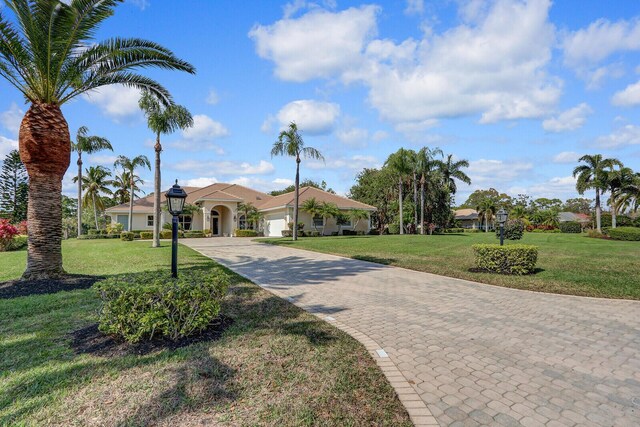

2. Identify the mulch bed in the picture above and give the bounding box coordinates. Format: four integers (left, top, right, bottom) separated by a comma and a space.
69, 316, 234, 357
0, 274, 104, 300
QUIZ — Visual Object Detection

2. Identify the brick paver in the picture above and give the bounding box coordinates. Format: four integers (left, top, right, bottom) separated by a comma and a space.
184, 238, 640, 426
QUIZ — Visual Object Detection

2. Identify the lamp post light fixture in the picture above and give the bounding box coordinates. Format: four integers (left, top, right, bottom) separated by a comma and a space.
165, 180, 188, 278
496, 207, 508, 246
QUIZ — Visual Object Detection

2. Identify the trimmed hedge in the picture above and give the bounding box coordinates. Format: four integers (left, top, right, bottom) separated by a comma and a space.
94, 270, 229, 343
495, 219, 525, 240
464, 228, 481, 233
607, 227, 640, 241
120, 231, 134, 241
559, 221, 582, 233
159, 230, 185, 239
445, 228, 465, 233
472, 244, 538, 275
184, 231, 205, 238
234, 229, 258, 237
140, 231, 153, 239
529, 228, 560, 233
281, 230, 292, 237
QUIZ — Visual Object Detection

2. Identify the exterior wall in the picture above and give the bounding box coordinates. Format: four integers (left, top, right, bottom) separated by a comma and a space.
459, 218, 479, 229
200, 201, 237, 236
109, 210, 204, 231
269, 209, 371, 236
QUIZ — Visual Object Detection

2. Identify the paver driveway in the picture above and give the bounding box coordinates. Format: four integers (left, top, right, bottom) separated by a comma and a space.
184, 238, 640, 427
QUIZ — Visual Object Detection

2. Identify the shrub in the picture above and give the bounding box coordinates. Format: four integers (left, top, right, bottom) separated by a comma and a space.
88, 228, 100, 235
16, 220, 27, 235
159, 230, 172, 239
464, 228, 481, 233
94, 270, 229, 343
184, 231, 205, 238
342, 229, 357, 236
234, 229, 257, 237
445, 228, 465, 233
559, 221, 582, 233
0, 219, 19, 251
607, 227, 640, 241
120, 231, 134, 241
388, 223, 400, 234
495, 219, 525, 240
307, 231, 320, 237
587, 229, 609, 239
281, 230, 292, 237
107, 223, 124, 235
139, 231, 153, 240
473, 244, 538, 275
7, 235, 27, 251
287, 222, 304, 231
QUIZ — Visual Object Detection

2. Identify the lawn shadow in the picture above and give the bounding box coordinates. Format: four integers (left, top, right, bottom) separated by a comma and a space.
0, 274, 105, 300
352, 255, 397, 265
467, 267, 545, 275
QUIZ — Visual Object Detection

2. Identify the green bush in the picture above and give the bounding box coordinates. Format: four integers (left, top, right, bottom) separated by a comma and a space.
607, 227, 640, 241
445, 228, 465, 233
495, 219, 525, 240
106, 223, 124, 235
472, 244, 538, 275
388, 223, 400, 234
281, 230, 292, 237
159, 230, 172, 239
559, 221, 582, 233
234, 229, 257, 237
94, 270, 229, 343
120, 231, 134, 241
139, 231, 153, 240
184, 231, 205, 238
530, 228, 560, 233
464, 228, 481, 233
7, 235, 27, 251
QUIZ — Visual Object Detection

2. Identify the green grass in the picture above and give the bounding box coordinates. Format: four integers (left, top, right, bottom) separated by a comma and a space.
0, 240, 410, 426
261, 232, 640, 299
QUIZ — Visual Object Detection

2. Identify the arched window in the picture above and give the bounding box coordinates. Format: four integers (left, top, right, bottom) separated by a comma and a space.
238, 214, 247, 230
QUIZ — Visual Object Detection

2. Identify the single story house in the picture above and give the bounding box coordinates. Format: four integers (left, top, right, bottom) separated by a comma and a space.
454, 208, 480, 229
558, 212, 591, 224
105, 183, 376, 237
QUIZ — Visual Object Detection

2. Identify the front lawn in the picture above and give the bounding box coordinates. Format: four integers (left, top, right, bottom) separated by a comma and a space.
261, 233, 640, 299
0, 240, 411, 426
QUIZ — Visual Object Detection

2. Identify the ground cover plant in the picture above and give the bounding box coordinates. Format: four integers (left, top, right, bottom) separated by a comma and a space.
0, 240, 410, 426
261, 233, 640, 299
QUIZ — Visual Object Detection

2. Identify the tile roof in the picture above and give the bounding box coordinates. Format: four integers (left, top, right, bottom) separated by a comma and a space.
454, 209, 479, 220
256, 186, 376, 211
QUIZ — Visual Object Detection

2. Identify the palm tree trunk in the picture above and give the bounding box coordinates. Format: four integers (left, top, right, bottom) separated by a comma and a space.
413, 172, 418, 232
398, 178, 404, 235
611, 201, 617, 229
420, 177, 425, 235
595, 189, 602, 232
485, 215, 489, 232
293, 157, 300, 241
92, 192, 99, 230
129, 177, 134, 232
19, 102, 70, 280
153, 136, 162, 247
77, 155, 83, 236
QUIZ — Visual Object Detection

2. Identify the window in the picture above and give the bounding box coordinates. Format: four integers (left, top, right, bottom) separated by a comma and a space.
238, 215, 253, 230
337, 215, 351, 226
313, 215, 323, 228
178, 215, 192, 231
147, 215, 154, 227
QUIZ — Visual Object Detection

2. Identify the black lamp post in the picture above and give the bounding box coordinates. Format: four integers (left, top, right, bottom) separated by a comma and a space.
165, 180, 187, 278
497, 207, 508, 246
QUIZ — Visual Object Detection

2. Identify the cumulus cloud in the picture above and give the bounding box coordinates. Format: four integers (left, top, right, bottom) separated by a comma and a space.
336, 127, 369, 147
275, 100, 340, 134
528, 176, 578, 199
594, 124, 640, 148
182, 177, 218, 187
0, 135, 18, 158
542, 103, 592, 132
83, 85, 142, 120
552, 151, 580, 164
467, 159, 533, 185
1, 103, 23, 135
404, 0, 424, 16
229, 177, 296, 193
88, 155, 118, 166
611, 80, 640, 107
182, 114, 229, 140
307, 154, 379, 171
171, 159, 275, 176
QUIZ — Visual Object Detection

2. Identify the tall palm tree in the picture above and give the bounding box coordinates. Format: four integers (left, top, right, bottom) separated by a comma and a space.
385, 148, 414, 235
139, 90, 193, 248
476, 198, 496, 232
301, 197, 322, 232
112, 170, 144, 205
319, 202, 340, 236
439, 154, 471, 202
72, 126, 112, 236
415, 146, 443, 234
0, 0, 195, 279
114, 155, 150, 231
73, 166, 113, 230
607, 166, 634, 228
573, 154, 622, 232
271, 122, 324, 241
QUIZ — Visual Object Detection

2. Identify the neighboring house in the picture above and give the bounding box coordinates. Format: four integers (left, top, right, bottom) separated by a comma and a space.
105, 183, 376, 237
454, 209, 480, 229
558, 212, 592, 227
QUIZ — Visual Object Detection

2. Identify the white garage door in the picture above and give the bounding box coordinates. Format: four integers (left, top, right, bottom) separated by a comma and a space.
265, 213, 286, 237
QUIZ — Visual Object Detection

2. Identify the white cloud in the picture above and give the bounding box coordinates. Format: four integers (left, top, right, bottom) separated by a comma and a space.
182, 114, 229, 140
336, 127, 369, 147
404, 0, 424, 16
467, 159, 533, 184
372, 130, 389, 142
276, 100, 340, 135
249, 5, 379, 82
0, 135, 18, 158
542, 103, 592, 132
127, 0, 150, 10
594, 124, 640, 148
206, 89, 220, 105
83, 85, 141, 120
552, 151, 580, 164
171, 159, 275, 176
612, 80, 640, 107
528, 176, 577, 199
272, 178, 294, 187
229, 177, 296, 193
183, 177, 218, 187
87, 155, 118, 165
307, 154, 379, 171
1, 103, 23, 135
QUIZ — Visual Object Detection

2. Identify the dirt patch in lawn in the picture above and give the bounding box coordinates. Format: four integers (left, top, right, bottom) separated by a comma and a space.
0, 274, 103, 299
69, 316, 234, 357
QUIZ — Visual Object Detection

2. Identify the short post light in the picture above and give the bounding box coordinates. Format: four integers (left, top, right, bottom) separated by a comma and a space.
165, 180, 188, 278
496, 207, 508, 246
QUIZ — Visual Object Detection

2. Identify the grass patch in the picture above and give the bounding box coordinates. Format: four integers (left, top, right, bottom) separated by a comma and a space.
0, 240, 410, 426
260, 233, 640, 299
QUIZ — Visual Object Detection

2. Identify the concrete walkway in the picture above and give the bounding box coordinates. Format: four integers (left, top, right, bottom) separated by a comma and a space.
183, 238, 640, 427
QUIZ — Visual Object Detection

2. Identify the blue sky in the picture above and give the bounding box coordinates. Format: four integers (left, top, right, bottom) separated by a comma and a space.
1, 0, 640, 205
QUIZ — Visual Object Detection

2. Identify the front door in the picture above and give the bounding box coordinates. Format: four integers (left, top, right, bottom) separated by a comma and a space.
212, 217, 219, 235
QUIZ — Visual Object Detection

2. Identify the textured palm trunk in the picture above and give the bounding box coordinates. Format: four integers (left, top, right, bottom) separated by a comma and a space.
92, 192, 99, 230
413, 172, 418, 231
485, 215, 489, 232
128, 175, 134, 232
398, 178, 404, 235
420, 176, 425, 235
293, 157, 300, 241
77, 154, 83, 236
153, 136, 162, 247
19, 103, 70, 280
595, 189, 601, 232
611, 201, 617, 229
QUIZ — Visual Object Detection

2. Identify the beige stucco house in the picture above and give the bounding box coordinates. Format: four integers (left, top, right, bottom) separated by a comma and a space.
105, 183, 376, 237
454, 208, 480, 229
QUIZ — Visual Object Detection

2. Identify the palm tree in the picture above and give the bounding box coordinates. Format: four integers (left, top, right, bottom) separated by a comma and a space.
114, 155, 151, 231
301, 197, 322, 232
319, 202, 340, 236
573, 154, 622, 232
510, 205, 528, 220
72, 127, 112, 236
348, 209, 369, 230
439, 154, 471, 201
139, 90, 193, 247
476, 199, 496, 232
112, 170, 144, 205
73, 166, 113, 230
415, 146, 443, 234
607, 166, 634, 228
0, 0, 195, 279
271, 122, 324, 240
539, 209, 560, 228
237, 202, 258, 229
385, 148, 414, 235
614, 171, 640, 214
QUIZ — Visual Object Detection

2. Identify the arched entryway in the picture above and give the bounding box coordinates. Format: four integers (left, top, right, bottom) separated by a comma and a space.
209, 205, 233, 236
210, 209, 220, 236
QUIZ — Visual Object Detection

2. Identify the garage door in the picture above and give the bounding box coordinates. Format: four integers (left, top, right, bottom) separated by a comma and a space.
265, 213, 286, 237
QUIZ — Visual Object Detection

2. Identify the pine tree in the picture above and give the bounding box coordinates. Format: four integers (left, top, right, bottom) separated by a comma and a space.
0, 150, 28, 222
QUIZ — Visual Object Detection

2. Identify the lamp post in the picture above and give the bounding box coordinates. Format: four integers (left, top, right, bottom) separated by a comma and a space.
165, 180, 187, 278
497, 207, 508, 246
